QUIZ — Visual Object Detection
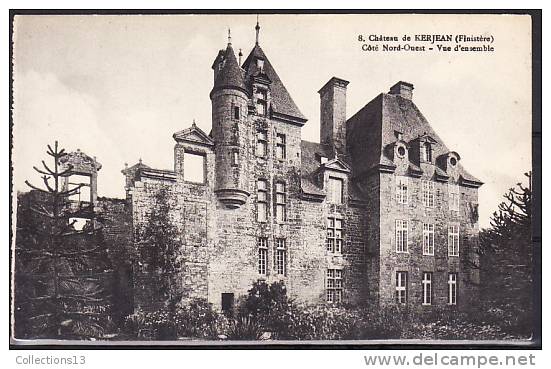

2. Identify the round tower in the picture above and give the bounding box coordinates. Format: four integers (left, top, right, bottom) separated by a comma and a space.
210, 37, 250, 208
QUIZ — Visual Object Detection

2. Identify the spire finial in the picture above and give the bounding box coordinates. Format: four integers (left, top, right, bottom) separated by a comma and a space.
192, 119, 196, 127
227, 28, 232, 46
238, 48, 243, 65
255, 15, 260, 45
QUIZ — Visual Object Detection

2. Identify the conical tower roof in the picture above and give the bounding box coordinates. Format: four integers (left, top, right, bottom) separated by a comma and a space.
211, 43, 247, 96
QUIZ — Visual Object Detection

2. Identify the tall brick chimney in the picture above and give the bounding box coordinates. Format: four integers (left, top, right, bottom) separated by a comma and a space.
319, 77, 349, 157
389, 81, 414, 100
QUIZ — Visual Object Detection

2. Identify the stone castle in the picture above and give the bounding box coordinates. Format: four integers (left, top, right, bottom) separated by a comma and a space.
28, 25, 483, 313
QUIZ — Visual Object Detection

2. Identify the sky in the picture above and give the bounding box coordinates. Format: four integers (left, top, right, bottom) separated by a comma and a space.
12, 14, 532, 228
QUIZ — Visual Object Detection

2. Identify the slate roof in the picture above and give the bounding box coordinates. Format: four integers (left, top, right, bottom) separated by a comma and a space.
346, 91, 481, 185
211, 44, 247, 96
242, 44, 307, 123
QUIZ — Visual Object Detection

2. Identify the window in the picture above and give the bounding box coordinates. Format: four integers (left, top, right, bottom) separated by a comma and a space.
397, 146, 406, 157
449, 183, 460, 211
328, 177, 344, 204
276, 133, 286, 159
256, 130, 267, 157
422, 272, 432, 305
421, 142, 432, 162
231, 150, 239, 166
275, 182, 286, 222
256, 58, 264, 71
183, 152, 205, 183
396, 271, 408, 304
233, 105, 240, 120
422, 180, 435, 207
327, 216, 343, 254
395, 176, 408, 204
258, 238, 268, 275
326, 269, 343, 303
69, 217, 89, 231
255, 89, 267, 116
448, 273, 458, 305
275, 238, 286, 275
68, 174, 91, 202
448, 225, 460, 256
221, 293, 234, 315
422, 223, 435, 255
395, 220, 408, 253
257, 179, 268, 222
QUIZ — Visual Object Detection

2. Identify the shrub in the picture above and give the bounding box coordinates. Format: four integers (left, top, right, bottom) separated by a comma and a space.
352, 305, 408, 340
174, 298, 220, 339
122, 308, 177, 340
226, 314, 263, 340
241, 280, 294, 338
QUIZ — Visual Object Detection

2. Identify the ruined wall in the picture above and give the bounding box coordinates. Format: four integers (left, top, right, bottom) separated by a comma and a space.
130, 162, 215, 310
97, 197, 134, 319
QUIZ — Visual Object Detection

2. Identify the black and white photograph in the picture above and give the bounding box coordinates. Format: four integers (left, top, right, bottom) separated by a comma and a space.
9, 11, 540, 348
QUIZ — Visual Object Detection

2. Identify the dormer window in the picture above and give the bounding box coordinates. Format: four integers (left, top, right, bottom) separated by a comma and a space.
255, 88, 268, 116
328, 177, 344, 204
256, 58, 264, 72
421, 142, 432, 162
394, 141, 408, 160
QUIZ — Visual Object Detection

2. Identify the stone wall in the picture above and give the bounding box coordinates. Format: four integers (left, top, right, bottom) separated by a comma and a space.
377, 169, 480, 309
97, 197, 134, 319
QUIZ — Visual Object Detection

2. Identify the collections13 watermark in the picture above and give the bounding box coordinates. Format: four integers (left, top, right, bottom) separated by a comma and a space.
15, 355, 86, 365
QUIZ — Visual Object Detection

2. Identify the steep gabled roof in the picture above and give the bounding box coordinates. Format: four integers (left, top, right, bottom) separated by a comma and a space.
347, 91, 481, 185
242, 44, 307, 123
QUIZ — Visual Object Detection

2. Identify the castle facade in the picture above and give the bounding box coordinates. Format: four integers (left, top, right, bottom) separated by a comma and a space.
115, 27, 483, 313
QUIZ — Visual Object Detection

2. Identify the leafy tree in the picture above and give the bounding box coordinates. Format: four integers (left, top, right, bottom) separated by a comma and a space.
135, 188, 182, 311
14, 142, 113, 339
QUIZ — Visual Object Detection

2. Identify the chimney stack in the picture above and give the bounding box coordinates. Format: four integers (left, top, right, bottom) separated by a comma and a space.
319, 77, 350, 158
389, 81, 414, 100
